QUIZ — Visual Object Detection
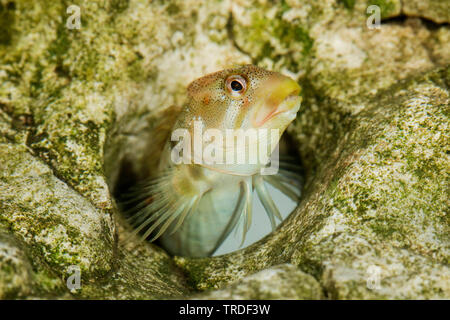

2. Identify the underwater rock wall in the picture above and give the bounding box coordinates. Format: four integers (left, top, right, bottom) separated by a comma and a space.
0, 0, 448, 299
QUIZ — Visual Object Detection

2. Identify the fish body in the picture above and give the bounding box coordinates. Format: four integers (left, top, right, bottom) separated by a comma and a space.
127, 65, 302, 257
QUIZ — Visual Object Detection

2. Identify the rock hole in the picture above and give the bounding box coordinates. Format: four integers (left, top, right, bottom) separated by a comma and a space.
104, 109, 305, 257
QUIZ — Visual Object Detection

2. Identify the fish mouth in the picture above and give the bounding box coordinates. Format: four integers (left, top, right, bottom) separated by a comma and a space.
253, 78, 301, 127
267, 93, 301, 122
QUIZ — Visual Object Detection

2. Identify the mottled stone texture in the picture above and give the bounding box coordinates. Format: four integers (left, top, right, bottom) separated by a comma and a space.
0, 0, 448, 299
193, 264, 323, 299
403, 0, 450, 24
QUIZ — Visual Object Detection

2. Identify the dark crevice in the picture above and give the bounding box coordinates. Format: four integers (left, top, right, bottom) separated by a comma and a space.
226, 12, 254, 62
381, 14, 449, 28
0, 101, 74, 190
397, 0, 449, 27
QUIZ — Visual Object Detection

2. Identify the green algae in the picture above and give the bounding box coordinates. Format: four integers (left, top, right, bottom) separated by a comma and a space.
0, 0, 449, 299
340, 0, 356, 10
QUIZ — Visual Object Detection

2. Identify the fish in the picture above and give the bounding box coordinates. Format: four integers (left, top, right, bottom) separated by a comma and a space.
124, 64, 302, 257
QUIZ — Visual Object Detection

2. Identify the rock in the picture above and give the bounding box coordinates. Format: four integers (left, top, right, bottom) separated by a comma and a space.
0, 0, 448, 299
0, 224, 69, 299
0, 227, 34, 299
194, 264, 323, 299
403, 0, 450, 24
0, 142, 115, 278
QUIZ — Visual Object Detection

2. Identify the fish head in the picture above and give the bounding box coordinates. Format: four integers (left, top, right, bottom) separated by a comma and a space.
178, 65, 301, 175
186, 64, 301, 133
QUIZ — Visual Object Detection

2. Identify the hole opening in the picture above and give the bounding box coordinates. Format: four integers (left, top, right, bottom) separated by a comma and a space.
104, 109, 306, 258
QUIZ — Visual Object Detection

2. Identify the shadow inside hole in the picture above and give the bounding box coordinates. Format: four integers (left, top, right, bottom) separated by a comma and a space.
113, 158, 140, 201
111, 131, 305, 257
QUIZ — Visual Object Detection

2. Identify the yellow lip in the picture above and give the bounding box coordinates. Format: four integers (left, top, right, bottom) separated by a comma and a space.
253, 77, 301, 127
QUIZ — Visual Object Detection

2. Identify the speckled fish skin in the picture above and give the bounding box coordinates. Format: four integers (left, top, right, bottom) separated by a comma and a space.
128, 65, 302, 257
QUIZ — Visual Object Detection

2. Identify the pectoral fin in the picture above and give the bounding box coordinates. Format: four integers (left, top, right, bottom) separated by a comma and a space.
208, 181, 247, 256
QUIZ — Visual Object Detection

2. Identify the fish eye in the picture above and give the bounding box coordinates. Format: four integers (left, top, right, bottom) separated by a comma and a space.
231, 80, 243, 91
225, 75, 247, 98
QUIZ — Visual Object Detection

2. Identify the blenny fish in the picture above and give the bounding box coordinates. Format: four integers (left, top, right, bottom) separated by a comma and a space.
125, 65, 302, 257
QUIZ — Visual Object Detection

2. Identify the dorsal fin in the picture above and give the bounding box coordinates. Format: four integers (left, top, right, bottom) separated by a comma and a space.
143, 105, 182, 177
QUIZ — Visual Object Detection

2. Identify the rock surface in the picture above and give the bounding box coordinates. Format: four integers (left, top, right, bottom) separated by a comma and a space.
193, 264, 323, 299
0, 0, 448, 299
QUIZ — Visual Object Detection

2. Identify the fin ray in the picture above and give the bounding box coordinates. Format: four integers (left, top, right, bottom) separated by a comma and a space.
148, 201, 187, 241
264, 175, 300, 203
255, 175, 282, 230
239, 179, 253, 248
